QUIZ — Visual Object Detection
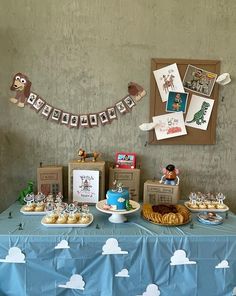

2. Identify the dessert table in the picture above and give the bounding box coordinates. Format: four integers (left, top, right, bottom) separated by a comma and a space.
0, 202, 236, 296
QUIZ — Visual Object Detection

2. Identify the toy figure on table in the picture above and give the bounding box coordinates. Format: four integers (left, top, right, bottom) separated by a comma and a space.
18, 181, 34, 204
160, 164, 179, 186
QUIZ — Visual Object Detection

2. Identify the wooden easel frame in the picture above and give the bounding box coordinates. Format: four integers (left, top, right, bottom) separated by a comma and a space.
149, 58, 221, 145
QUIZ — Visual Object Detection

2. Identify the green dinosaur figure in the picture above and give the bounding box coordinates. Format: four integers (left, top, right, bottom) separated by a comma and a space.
187, 101, 210, 125
125, 199, 134, 211
18, 181, 34, 205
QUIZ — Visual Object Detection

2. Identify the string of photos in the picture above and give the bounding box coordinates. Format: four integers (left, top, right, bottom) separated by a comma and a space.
9, 73, 146, 128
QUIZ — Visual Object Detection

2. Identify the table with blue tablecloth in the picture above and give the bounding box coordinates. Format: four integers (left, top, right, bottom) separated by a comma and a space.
0, 202, 236, 296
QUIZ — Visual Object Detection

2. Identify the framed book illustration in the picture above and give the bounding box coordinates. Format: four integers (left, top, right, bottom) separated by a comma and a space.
73, 170, 99, 204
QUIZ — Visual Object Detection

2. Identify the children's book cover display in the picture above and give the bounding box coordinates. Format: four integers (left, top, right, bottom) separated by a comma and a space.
147, 58, 221, 144
73, 170, 99, 204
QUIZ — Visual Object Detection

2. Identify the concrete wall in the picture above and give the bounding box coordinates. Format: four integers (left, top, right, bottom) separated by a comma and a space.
0, 0, 235, 212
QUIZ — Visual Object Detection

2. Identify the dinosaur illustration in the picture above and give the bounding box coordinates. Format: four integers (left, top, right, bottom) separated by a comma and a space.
187, 101, 210, 125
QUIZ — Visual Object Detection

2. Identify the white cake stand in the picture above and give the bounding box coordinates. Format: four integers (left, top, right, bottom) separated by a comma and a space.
96, 200, 140, 223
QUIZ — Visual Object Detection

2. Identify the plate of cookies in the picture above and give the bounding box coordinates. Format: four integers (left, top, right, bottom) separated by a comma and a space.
41, 213, 94, 227
141, 204, 191, 226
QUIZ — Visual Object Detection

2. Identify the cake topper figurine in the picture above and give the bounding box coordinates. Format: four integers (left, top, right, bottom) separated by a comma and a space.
160, 164, 179, 186
117, 182, 123, 193
77, 148, 100, 162
10, 73, 32, 108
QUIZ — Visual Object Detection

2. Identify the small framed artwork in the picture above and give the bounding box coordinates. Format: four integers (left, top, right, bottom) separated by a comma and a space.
33, 97, 45, 112
166, 91, 189, 113
107, 107, 117, 121
89, 114, 98, 127
183, 65, 217, 97
41, 104, 53, 119
73, 169, 99, 204
27, 92, 38, 105
98, 111, 109, 125
51, 108, 62, 122
69, 114, 79, 128
123, 96, 136, 109
115, 152, 136, 169
61, 112, 70, 125
116, 101, 127, 114
80, 114, 89, 127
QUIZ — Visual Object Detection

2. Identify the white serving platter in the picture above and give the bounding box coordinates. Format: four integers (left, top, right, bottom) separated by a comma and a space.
184, 202, 229, 213
41, 214, 93, 228
20, 207, 47, 215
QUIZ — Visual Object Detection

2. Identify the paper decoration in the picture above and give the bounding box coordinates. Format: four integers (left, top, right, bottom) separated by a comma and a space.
139, 122, 157, 131
10, 73, 32, 108
170, 250, 196, 265
0, 247, 25, 263
73, 170, 99, 204
10, 74, 146, 129
102, 238, 128, 255
137, 284, 161, 296
153, 112, 187, 140
185, 95, 214, 130
58, 274, 85, 290
215, 260, 229, 269
216, 73, 231, 86
183, 65, 217, 97
115, 268, 130, 277
55, 240, 70, 249
153, 63, 184, 102
166, 91, 188, 113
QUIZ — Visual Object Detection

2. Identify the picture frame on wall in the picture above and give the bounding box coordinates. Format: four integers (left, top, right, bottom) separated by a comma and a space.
72, 170, 99, 204
89, 114, 98, 127
115, 152, 136, 169
41, 104, 53, 119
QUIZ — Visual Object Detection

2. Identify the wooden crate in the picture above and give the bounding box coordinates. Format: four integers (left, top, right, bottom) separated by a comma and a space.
143, 179, 180, 204
68, 160, 105, 202
109, 167, 140, 202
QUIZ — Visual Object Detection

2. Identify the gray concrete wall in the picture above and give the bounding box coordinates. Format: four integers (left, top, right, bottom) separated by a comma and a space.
0, 0, 235, 212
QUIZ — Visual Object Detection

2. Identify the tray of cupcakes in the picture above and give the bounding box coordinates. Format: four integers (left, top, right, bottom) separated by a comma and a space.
41, 203, 93, 227
184, 192, 229, 212
20, 192, 66, 215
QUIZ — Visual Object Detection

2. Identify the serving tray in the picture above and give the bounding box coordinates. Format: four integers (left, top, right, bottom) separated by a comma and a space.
141, 211, 191, 227
184, 202, 229, 213
41, 214, 93, 228
20, 207, 46, 215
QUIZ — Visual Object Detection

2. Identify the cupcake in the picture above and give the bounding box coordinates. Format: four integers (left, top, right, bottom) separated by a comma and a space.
67, 215, 77, 224
78, 215, 90, 224
44, 215, 57, 224
199, 203, 207, 209
56, 215, 67, 224
216, 203, 226, 209
23, 204, 35, 212
35, 204, 45, 212
207, 203, 216, 209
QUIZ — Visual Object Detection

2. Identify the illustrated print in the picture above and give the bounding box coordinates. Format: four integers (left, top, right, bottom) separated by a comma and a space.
186, 101, 210, 125
166, 91, 188, 113
153, 112, 187, 140
41, 104, 53, 118
107, 107, 117, 121
73, 170, 99, 203
89, 114, 98, 126
51, 109, 62, 121
61, 112, 70, 125
183, 65, 217, 96
185, 95, 214, 130
99, 111, 109, 124
153, 63, 185, 102
10, 73, 32, 108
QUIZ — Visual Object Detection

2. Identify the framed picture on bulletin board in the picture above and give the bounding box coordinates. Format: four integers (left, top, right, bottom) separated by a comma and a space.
149, 58, 221, 145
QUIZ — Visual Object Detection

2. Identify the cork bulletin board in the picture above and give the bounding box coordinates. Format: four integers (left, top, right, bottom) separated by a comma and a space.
149, 58, 221, 145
